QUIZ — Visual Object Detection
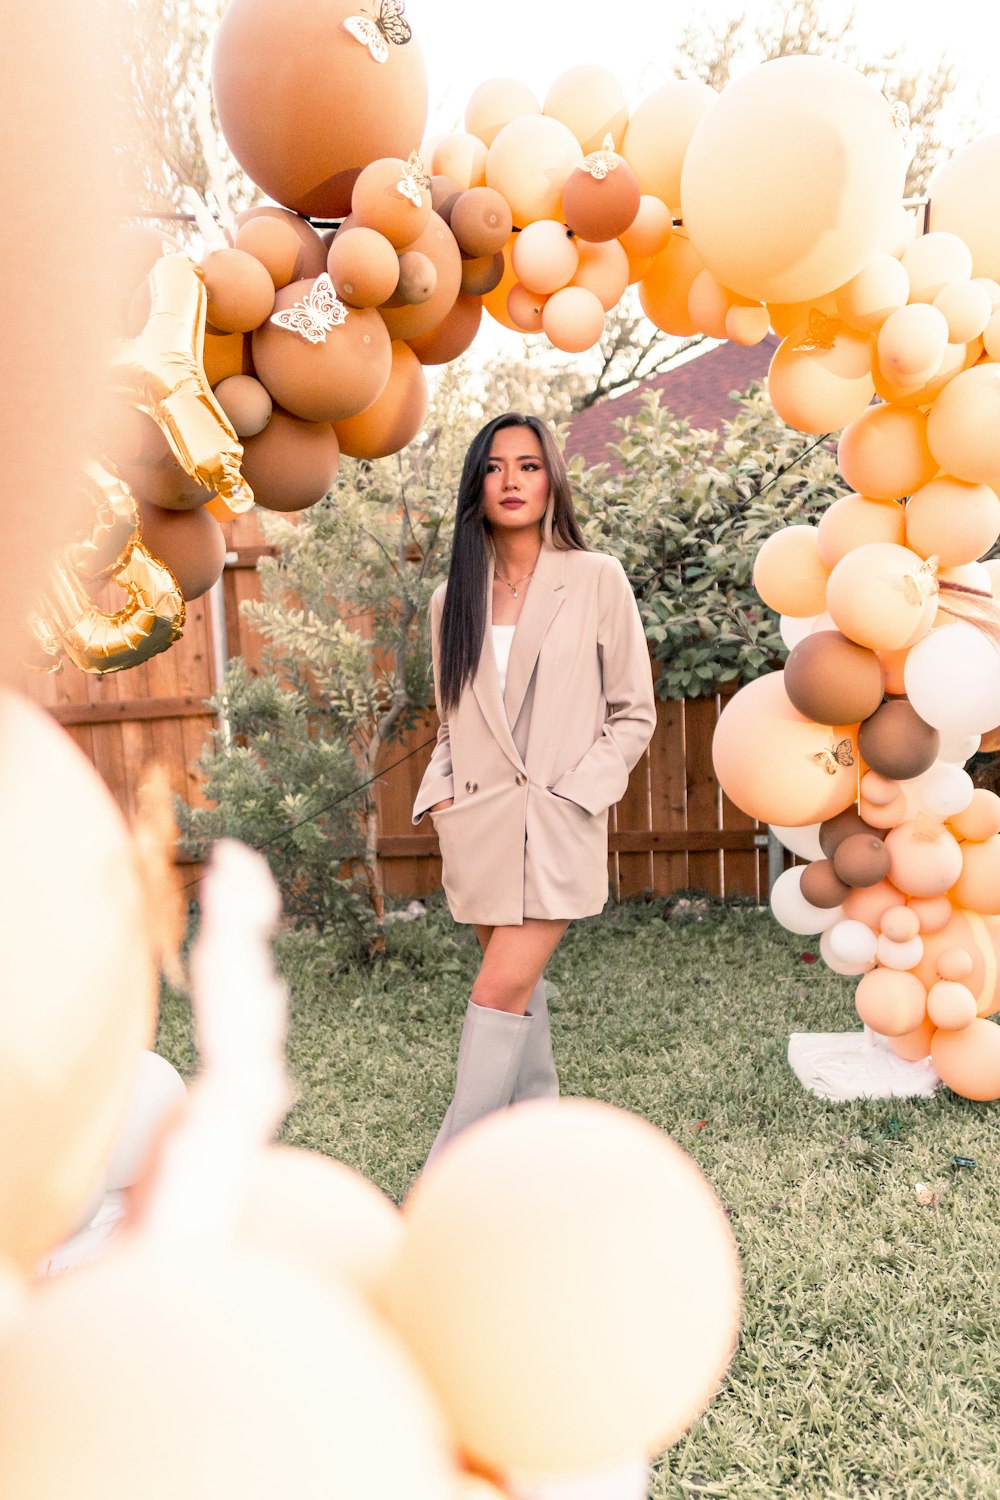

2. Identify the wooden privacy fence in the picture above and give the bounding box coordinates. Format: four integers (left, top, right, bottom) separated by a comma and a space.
19, 508, 770, 902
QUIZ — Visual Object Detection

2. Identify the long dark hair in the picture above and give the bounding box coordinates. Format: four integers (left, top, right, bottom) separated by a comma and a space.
437, 412, 587, 712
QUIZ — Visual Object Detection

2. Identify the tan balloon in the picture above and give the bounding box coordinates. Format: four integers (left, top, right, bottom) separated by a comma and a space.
927, 134, 1000, 281
432, 132, 488, 191
352, 156, 432, 250
543, 65, 629, 154
464, 77, 541, 149
837, 404, 938, 502
931, 1017, 1000, 1100
0, 1244, 455, 1498
767, 323, 875, 435
385, 1099, 740, 1474
252, 279, 392, 422
486, 115, 583, 226
137, 502, 227, 601
212, 375, 273, 439
449, 187, 513, 257
905, 475, 1000, 566
407, 291, 483, 364
854, 967, 927, 1036
212, 0, 428, 217
885, 819, 963, 897
234, 214, 303, 289
235, 209, 339, 282
512, 220, 579, 295
240, 407, 341, 512
507, 283, 547, 333
826, 542, 938, 651
333, 340, 428, 459
817, 493, 905, 568
872, 335, 978, 409
948, 789, 1000, 842
687, 269, 735, 338
725, 303, 771, 346
621, 79, 716, 208
202, 248, 276, 334
0, 690, 155, 1271
752, 525, 829, 617
328, 226, 400, 308
681, 57, 906, 304
379, 213, 463, 341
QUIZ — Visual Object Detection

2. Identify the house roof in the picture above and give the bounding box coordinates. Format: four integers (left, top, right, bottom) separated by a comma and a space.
566, 333, 778, 471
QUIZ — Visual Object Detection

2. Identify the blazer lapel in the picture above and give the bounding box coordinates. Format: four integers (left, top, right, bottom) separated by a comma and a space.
472, 556, 524, 769
503, 545, 566, 730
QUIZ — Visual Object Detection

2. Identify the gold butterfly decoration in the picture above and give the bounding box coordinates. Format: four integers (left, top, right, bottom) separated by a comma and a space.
581, 134, 621, 181
270, 274, 349, 345
809, 737, 855, 775
792, 308, 843, 353
343, 0, 412, 63
397, 150, 431, 207
898, 555, 939, 607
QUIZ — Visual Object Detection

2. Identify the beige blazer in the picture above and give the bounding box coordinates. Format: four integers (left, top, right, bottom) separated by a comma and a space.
413, 544, 656, 925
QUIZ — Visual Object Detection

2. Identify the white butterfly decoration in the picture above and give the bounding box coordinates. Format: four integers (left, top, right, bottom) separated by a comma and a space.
270, 274, 349, 345
397, 150, 430, 208
581, 134, 621, 181
343, 0, 412, 65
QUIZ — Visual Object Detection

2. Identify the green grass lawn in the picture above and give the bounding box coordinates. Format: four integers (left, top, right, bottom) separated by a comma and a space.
156, 897, 1000, 1500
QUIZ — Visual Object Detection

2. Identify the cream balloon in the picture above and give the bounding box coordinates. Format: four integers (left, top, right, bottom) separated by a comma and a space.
486, 115, 582, 226
927, 134, 1000, 281
770, 865, 843, 935
926, 364, 1000, 485
621, 80, 716, 210
835, 253, 910, 333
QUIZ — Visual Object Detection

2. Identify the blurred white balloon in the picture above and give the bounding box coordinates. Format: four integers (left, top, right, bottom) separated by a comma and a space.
511, 1457, 649, 1500
901, 762, 974, 821
106, 1050, 188, 1193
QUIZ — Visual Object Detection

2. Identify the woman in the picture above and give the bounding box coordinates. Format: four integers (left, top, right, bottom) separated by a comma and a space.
413, 412, 656, 1161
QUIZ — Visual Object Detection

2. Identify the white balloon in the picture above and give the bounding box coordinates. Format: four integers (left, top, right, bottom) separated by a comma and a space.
770, 865, 842, 935
779, 611, 835, 650
875, 932, 924, 970
827, 918, 878, 966
936, 730, 981, 764
105, 1050, 188, 1192
512, 1457, 649, 1500
769, 822, 824, 860
917, 762, 974, 819
903, 621, 1000, 734
819, 926, 872, 976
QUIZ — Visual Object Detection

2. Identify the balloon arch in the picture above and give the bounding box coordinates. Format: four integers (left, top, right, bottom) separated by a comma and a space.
36, 0, 1000, 1100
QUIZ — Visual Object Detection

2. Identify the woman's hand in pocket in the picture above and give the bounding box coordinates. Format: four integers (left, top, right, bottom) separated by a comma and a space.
431, 797, 454, 814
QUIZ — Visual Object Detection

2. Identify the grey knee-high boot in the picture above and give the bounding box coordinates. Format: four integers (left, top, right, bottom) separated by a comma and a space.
426, 1000, 533, 1166
512, 979, 560, 1102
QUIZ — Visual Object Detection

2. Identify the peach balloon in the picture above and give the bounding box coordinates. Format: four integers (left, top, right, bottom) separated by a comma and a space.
927, 134, 1000, 282
841, 879, 906, 929
512, 220, 579, 294
352, 157, 432, 249
431, 132, 487, 191
213, 0, 428, 217
638, 231, 704, 336
876, 647, 909, 694
235, 215, 303, 289
240, 408, 340, 512
137, 502, 227, 602
837, 404, 938, 503
854, 966, 927, 1036
885, 819, 963, 897
888, 1015, 935, 1061
752, 525, 829, 617
542, 286, 606, 353
876, 303, 948, 388
825, 541, 938, 650
379, 213, 463, 341
333, 341, 428, 460
766, 294, 838, 339
385, 1099, 741, 1474
900, 231, 973, 304
486, 115, 583, 225
835, 253, 910, 333
712, 671, 859, 826
202, 248, 276, 334
949, 788, 1000, 842
926, 364, 1000, 485
622, 80, 716, 210
726, 303, 771, 346
464, 77, 541, 149
932, 280, 992, 342
0, 691, 155, 1271
571, 238, 630, 312
407, 291, 483, 364
950, 836, 1000, 914
927, 979, 977, 1030
213, 374, 273, 438
328, 226, 400, 308
618, 195, 674, 259
816, 493, 905, 568
543, 65, 629, 155
862, 771, 900, 808
872, 330, 977, 409
767, 324, 876, 435
506, 283, 547, 332
904, 476, 1000, 566
688, 271, 737, 338
880, 905, 921, 942
984, 308, 1000, 360
681, 56, 905, 304
448, 187, 513, 257
936, 947, 974, 981
908, 895, 956, 935
859, 791, 908, 830
931, 1017, 1000, 1099
252, 281, 392, 423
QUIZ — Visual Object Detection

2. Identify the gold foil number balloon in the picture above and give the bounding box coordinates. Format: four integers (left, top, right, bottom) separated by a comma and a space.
112, 252, 253, 514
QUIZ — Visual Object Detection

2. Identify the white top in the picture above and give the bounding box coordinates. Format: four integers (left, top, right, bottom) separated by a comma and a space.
492, 624, 516, 695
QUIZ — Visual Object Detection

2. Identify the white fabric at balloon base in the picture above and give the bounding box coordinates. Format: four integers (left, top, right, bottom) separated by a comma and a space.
787, 1029, 940, 1102
511, 1457, 650, 1500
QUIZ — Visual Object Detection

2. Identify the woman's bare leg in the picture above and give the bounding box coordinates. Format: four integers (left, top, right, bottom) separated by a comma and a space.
469, 919, 569, 1014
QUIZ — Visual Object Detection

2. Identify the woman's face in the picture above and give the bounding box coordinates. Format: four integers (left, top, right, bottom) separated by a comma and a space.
481, 425, 550, 537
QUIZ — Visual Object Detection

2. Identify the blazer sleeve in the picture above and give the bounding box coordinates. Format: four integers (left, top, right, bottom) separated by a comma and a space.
412, 586, 455, 824
549, 556, 656, 816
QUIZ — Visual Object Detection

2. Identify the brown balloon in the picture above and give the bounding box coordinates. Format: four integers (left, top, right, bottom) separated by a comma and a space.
213, 375, 273, 438
561, 158, 641, 243
819, 807, 881, 858
234, 214, 303, 288
392, 251, 437, 305
327, 227, 400, 308
406, 291, 483, 365
212, 0, 429, 217
378, 213, 462, 341
460, 252, 505, 296
252, 278, 392, 422
333, 341, 428, 459
858, 699, 941, 780
799, 858, 851, 908
784, 630, 885, 725
833, 832, 892, 888
448, 187, 514, 258
138, 501, 227, 601
240, 407, 340, 512
201, 247, 276, 333
118, 450, 208, 513
235, 206, 328, 279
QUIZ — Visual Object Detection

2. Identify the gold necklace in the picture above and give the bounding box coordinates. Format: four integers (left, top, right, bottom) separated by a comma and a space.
495, 568, 534, 599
